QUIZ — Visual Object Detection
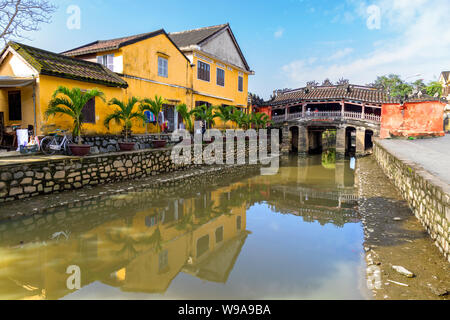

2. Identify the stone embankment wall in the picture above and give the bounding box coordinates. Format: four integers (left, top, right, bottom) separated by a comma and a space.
0, 141, 270, 203
374, 141, 450, 262
82, 134, 173, 153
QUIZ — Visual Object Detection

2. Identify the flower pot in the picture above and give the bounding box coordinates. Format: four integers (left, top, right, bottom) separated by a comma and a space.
118, 142, 136, 151
152, 140, 167, 148
69, 144, 91, 157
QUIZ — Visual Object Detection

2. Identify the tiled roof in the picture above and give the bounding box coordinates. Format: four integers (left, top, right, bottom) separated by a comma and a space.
8, 42, 128, 88
168, 24, 228, 48
61, 30, 165, 56
270, 85, 393, 105
169, 23, 251, 72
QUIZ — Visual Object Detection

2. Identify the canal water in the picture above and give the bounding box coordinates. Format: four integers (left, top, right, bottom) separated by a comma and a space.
0, 155, 372, 300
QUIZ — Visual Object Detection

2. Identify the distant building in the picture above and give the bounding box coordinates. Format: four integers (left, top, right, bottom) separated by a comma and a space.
439, 71, 450, 98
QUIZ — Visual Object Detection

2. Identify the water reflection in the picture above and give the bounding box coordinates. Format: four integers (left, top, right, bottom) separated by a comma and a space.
0, 155, 365, 300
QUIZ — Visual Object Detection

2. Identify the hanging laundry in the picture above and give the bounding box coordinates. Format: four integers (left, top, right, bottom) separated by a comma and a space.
144, 111, 156, 123
158, 111, 165, 125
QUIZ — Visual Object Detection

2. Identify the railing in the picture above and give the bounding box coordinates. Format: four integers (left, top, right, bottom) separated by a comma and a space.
272, 111, 381, 124
272, 114, 286, 123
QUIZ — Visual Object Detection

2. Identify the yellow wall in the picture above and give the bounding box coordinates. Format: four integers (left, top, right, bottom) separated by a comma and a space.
122, 34, 191, 90
38, 75, 124, 135
0, 54, 36, 129
192, 53, 249, 108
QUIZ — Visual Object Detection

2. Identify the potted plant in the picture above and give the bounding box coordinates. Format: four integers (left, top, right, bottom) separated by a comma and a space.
141, 95, 167, 148
45, 86, 105, 156
104, 97, 145, 151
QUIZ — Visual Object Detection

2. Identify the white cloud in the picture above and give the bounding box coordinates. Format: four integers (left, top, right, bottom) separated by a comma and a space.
327, 48, 354, 61
274, 28, 284, 39
281, 0, 450, 87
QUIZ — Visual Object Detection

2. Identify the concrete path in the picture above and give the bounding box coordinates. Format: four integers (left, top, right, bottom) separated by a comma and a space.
377, 135, 450, 185
0, 155, 74, 167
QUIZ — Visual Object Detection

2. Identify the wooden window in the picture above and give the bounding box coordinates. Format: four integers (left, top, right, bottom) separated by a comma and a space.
196, 234, 210, 258
8, 91, 21, 121
238, 76, 244, 92
195, 101, 211, 108
82, 98, 96, 124
158, 57, 168, 78
197, 61, 210, 82
158, 249, 169, 273
215, 226, 224, 243
97, 54, 114, 71
216, 68, 225, 86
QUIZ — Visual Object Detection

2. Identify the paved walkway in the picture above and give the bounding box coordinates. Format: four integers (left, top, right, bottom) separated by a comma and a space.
0, 154, 73, 166
378, 135, 450, 185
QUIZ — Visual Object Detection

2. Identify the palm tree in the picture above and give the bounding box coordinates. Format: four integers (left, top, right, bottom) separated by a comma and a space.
251, 113, 271, 130
241, 113, 252, 130
45, 86, 105, 145
214, 105, 233, 130
230, 109, 245, 129
232, 109, 252, 130
175, 103, 193, 132
191, 104, 217, 129
141, 95, 166, 137
104, 97, 146, 142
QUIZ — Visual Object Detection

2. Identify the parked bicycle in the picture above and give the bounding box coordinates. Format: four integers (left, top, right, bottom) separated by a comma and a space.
40, 130, 74, 156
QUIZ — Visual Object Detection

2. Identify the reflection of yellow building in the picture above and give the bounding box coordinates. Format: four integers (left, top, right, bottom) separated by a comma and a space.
0, 182, 248, 300
0, 24, 253, 136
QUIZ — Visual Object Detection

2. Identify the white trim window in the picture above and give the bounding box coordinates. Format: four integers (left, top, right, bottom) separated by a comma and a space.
158, 56, 168, 78
216, 68, 225, 87
97, 54, 114, 72
198, 60, 210, 82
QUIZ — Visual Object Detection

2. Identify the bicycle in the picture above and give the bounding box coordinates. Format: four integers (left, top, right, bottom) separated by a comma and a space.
40, 130, 74, 156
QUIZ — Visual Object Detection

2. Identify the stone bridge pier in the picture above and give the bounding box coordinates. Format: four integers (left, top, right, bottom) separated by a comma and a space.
282, 122, 378, 158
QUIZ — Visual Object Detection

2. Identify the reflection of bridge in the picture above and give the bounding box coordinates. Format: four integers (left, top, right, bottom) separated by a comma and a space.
268, 85, 390, 157
271, 185, 359, 204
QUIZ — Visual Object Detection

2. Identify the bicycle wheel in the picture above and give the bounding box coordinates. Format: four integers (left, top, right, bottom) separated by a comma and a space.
63, 139, 73, 156
40, 137, 58, 156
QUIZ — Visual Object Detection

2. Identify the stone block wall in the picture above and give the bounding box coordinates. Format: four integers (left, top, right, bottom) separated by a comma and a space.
0, 140, 269, 203
82, 134, 173, 153
374, 141, 450, 262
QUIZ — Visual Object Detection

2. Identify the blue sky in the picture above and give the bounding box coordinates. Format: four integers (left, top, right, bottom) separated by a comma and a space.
16, 0, 450, 99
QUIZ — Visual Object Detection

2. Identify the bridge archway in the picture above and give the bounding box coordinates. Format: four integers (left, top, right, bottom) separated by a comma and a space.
289, 126, 299, 152
365, 130, 374, 151
345, 127, 356, 155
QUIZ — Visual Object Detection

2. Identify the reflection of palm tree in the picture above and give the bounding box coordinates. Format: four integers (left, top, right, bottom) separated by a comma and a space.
194, 198, 222, 225
214, 194, 233, 216
106, 224, 164, 259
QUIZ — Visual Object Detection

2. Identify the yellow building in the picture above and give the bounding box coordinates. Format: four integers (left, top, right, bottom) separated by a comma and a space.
0, 24, 253, 137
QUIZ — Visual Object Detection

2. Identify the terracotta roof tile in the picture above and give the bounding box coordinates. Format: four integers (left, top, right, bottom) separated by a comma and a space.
168, 24, 228, 48
9, 42, 128, 88
270, 85, 394, 105
61, 30, 165, 56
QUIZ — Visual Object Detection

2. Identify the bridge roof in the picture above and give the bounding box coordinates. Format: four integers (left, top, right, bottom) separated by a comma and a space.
269, 85, 394, 106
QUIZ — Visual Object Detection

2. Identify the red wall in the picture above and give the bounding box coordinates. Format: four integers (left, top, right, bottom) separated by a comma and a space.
255, 106, 272, 120
380, 101, 445, 139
